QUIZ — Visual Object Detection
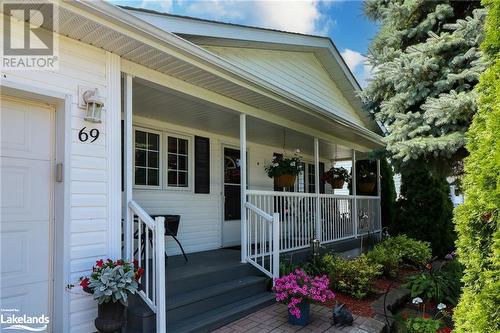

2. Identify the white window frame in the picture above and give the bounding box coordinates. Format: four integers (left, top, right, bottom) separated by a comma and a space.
133, 126, 162, 189
164, 132, 193, 191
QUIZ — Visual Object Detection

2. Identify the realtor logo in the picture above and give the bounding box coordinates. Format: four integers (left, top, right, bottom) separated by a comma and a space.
1, 1, 58, 70
1, 308, 49, 332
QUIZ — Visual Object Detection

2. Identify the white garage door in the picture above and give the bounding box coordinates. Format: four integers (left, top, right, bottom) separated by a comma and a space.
0, 95, 54, 328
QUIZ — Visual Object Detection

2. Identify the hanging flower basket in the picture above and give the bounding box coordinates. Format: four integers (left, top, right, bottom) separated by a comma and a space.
265, 151, 303, 188
359, 182, 376, 194
274, 174, 296, 188
321, 167, 350, 189
329, 178, 345, 189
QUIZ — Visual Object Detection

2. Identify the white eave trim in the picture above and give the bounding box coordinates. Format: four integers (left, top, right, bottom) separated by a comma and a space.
68, 1, 384, 147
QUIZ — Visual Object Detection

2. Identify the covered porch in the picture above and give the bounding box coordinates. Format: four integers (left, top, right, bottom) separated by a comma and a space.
120, 55, 383, 331
121, 66, 382, 267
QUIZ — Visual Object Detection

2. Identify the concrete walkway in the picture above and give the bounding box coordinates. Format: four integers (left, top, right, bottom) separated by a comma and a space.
211, 303, 386, 333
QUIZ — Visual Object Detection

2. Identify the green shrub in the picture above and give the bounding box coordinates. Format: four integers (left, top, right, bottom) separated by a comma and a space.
384, 235, 432, 267
366, 245, 400, 277
322, 254, 382, 299
393, 166, 456, 257
367, 235, 432, 276
380, 158, 397, 229
403, 317, 442, 333
403, 270, 462, 305
453, 1, 500, 332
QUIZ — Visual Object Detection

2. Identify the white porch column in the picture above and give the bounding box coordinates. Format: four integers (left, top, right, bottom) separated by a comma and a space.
352, 149, 358, 238
314, 138, 321, 240
123, 74, 133, 259
240, 114, 247, 263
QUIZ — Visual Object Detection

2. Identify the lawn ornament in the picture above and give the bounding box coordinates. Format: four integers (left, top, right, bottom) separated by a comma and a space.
332, 303, 354, 326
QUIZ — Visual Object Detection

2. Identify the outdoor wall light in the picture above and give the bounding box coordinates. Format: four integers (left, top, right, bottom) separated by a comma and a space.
82, 88, 104, 123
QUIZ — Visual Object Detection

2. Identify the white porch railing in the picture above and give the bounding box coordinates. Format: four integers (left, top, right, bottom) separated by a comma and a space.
246, 190, 381, 253
244, 202, 280, 280
127, 200, 166, 333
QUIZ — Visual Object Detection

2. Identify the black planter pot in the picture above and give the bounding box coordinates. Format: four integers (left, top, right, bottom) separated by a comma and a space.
94, 301, 126, 333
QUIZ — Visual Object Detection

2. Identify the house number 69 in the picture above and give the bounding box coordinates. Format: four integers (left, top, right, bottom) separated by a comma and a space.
78, 127, 100, 143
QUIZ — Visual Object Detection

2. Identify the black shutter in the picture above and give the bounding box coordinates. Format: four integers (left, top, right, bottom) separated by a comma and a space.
319, 162, 325, 194
194, 136, 210, 194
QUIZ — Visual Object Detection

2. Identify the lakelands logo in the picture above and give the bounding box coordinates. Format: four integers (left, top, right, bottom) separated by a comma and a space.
1, 1, 59, 70
0, 309, 49, 331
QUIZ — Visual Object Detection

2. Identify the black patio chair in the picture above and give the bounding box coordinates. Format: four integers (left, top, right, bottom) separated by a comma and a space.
129, 215, 188, 263
150, 214, 188, 263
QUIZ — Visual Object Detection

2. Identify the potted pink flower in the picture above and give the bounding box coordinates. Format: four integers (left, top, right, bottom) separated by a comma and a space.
273, 269, 335, 326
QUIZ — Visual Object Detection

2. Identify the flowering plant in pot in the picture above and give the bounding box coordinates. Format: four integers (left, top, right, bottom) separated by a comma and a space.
273, 269, 335, 326
357, 162, 377, 194
79, 259, 144, 333
321, 167, 350, 189
265, 151, 303, 188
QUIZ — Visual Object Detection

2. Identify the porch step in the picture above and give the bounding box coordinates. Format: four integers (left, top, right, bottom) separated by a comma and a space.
167, 292, 275, 333
126, 249, 275, 333
168, 275, 267, 322
167, 262, 257, 297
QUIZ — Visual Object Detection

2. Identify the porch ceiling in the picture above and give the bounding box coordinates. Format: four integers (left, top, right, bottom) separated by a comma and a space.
132, 78, 353, 160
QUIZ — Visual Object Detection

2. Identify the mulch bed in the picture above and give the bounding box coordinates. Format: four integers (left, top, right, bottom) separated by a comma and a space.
326, 268, 422, 318
327, 292, 378, 317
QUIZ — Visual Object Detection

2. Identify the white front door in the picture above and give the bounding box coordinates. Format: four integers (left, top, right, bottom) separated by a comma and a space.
0, 95, 54, 330
222, 147, 241, 247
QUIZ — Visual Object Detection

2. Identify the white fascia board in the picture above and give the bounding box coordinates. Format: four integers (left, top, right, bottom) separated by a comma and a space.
67, 2, 383, 146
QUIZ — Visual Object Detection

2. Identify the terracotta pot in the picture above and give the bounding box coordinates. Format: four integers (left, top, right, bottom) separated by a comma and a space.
94, 301, 126, 333
328, 178, 345, 189
274, 174, 296, 188
359, 182, 376, 194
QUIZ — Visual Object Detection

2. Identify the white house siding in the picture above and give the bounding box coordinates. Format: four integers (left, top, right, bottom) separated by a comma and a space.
132, 116, 334, 255
1, 21, 120, 333
203, 46, 365, 127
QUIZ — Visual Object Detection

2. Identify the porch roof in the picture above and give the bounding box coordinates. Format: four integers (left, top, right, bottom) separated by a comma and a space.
26, 1, 384, 151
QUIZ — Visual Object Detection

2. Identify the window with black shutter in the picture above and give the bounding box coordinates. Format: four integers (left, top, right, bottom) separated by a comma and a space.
194, 136, 210, 194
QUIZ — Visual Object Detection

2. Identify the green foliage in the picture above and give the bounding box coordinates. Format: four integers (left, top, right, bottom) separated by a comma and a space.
403, 316, 442, 333
265, 152, 302, 177
383, 235, 433, 267
366, 244, 400, 277
453, 1, 500, 332
393, 165, 455, 256
322, 254, 382, 299
88, 265, 138, 305
362, 0, 486, 174
403, 270, 461, 305
380, 158, 397, 229
367, 235, 432, 276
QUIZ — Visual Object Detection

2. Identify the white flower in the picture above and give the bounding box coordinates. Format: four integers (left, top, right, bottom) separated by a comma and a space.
273, 163, 279, 167
290, 162, 296, 166
272, 156, 276, 160
412, 297, 423, 305
295, 149, 301, 153
437, 303, 446, 310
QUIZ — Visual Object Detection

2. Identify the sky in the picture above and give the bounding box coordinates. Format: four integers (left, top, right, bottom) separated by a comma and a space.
111, 0, 379, 87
